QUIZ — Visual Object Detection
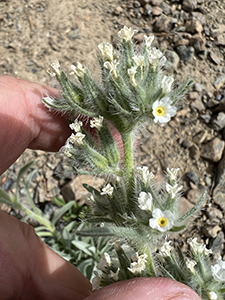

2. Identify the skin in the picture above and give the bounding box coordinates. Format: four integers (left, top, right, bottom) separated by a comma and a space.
0, 75, 202, 300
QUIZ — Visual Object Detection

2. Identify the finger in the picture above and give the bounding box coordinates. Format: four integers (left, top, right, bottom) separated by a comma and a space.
85, 277, 202, 300
0, 75, 71, 174
0, 211, 91, 300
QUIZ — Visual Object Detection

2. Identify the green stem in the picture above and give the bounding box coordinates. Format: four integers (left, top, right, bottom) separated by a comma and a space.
121, 132, 134, 200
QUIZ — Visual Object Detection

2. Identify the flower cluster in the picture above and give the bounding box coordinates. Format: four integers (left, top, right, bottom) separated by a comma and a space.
43, 26, 213, 299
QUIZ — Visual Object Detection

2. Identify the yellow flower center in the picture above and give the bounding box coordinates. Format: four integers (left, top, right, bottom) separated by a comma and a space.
158, 217, 168, 227
155, 106, 165, 116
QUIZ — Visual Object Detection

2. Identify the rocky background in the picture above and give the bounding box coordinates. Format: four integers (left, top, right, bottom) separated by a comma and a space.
0, 0, 225, 259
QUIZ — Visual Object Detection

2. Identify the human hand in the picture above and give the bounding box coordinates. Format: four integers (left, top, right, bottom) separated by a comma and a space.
0, 75, 202, 299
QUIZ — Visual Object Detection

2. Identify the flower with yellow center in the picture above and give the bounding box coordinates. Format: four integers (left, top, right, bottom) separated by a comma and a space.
149, 208, 174, 232
152, 97, 177, 123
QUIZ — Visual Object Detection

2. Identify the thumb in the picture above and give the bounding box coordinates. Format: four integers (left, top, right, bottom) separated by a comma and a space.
85, 277, 202, 300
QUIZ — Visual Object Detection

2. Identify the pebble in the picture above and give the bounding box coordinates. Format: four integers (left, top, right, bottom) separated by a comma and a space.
212, 112, 225, 131
189, 144, 200, 160
151, 6, 163, 16
215, 34, 225, 46
203, 225, 221, 238
186, 170, 199, 186
187, 189, 203, 204
209, 51, 221, 65
201, 137, 225, 162
209, 231, 224, 259
190, 98, 205, 112
175, 45, 194, 63
192, 130, 207, 144
165, 50, 180, 71
153, 14, 172, 32
185, 18, 203, 34
214, 75, 225, 90
182, 0, 197, 12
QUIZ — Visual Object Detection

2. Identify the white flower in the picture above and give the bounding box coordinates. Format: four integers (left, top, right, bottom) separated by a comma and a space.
128, 66, 137, 86
69, 132, 85, 145
152, 97, 177, 123
186, 258, 196, 273
97, 252, 111, 271
166, 183, 183, 199
161, 75, 174, 94
132, 55, 144, 68
128, 253, 147, 275
148, 48, 164, 66
92, 270, 101, 290
70, 62, 85, 78
188, 238, 212, 256
160, 241, 173, 257
138, 192, 152, 211
118, 26, 138, 42
101, 183, 114, 197
211, 257, 225, 282
47, 60, 60, 77
69, 120, 83, 132
109, 268, 120, 281
98, 42, 113, 61
208, 291, 218, 300
167, 168, 180, 181
59, 140, 73, 158
144, 35, 154, 48
149, 208, 174, 232
136, 166, 154, 184
104, 60, 119, 77
90, 116, 104, 131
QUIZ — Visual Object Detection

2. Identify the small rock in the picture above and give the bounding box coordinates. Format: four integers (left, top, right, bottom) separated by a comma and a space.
190, 98, 205, 112
201, 138, 225, 162
203, 225, 221, 238
185, 19, 203, 34
186, 170, 199, 186
212, 112, 225, 131
113, 6, 124, 15
159, 2, 171, 15
187, 189, 203, 204
189, 144, 200, 160
215, 34, 225, 46
182, 139, 193, 149
209, 231, 224, 259
61, 184, 76, 201
188, 91, 201, 101
153, 14, 173, 32
178, 197, 194, 216
209, 51, 221, 65
194, 82, 205, 92
151, 6, 163, 16
192, 130, 208, 144
175, 45, 194, 63
200, 114, 211, 124
214, 75, 225, 90
191, 12, 206, 25
182, 0, 197, 12
207, 206, 223, 220
165, 50, 180, 71
189, 34, 205, 52
138, 0, 151, 5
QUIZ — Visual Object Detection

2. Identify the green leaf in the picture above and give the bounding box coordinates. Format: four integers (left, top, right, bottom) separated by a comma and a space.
16, 160, 36, 187
51, 200, 75, 226
178, 191, 207, 223
72, 240, 94, 256
169, 225, 186, 232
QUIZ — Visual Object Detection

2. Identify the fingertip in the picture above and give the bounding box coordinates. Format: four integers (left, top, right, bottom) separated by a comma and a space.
86, 277, 202, 300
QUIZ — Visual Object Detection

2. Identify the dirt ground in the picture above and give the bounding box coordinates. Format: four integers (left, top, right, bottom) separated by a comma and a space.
1, 0, 225, 258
